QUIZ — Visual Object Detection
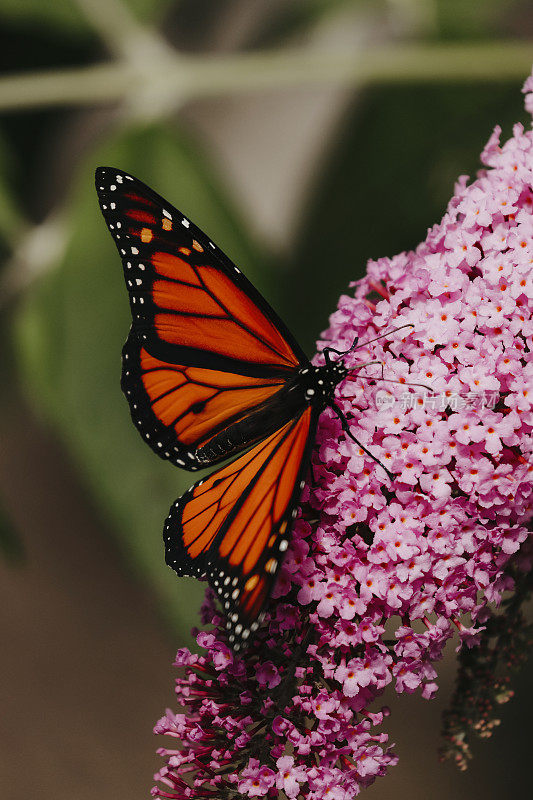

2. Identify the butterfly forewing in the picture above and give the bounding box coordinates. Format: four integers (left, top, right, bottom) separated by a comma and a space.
95, 167, 307, 470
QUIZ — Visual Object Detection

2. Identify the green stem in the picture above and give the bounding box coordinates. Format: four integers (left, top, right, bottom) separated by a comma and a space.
0, 40, 531, 114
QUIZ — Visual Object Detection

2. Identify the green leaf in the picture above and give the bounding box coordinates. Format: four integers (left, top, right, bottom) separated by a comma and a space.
14, 123, 267, 640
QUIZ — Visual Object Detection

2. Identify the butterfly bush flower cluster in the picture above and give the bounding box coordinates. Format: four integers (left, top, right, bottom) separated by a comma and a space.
153, 75, 533, 799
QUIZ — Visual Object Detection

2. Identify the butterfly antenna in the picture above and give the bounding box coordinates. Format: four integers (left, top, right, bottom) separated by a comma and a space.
352, 323, 414, 352
327, 326, 430, 393
324, 337, 359, 359
323, 324, 414, 362
331, 403, 394, 482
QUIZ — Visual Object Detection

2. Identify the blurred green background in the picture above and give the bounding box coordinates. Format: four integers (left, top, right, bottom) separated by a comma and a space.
0, 1, 532, 798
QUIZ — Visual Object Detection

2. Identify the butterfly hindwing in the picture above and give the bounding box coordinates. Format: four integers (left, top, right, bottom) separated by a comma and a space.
164, 406, 316, 647
95, 167, 308, 469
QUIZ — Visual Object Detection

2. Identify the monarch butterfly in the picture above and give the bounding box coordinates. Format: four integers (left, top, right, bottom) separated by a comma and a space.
95, 167, 393, 650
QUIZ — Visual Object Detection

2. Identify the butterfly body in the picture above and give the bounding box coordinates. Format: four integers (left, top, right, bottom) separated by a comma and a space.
95, 166, 353, 648
297, 361, 349, 406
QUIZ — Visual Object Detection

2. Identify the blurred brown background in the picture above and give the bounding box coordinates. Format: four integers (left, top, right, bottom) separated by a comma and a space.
0, 1, 532, 798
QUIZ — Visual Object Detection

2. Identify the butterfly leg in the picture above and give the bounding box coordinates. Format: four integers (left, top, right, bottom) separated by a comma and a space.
331, 404, 394, 482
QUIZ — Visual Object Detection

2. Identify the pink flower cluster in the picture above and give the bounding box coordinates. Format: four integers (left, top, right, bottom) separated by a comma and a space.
153, 75, 533, 798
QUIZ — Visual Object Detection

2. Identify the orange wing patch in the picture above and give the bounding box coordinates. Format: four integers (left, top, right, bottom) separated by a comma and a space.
151, 252, 201, 285
199, 267, 298, 366
148, 260, 299, 368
